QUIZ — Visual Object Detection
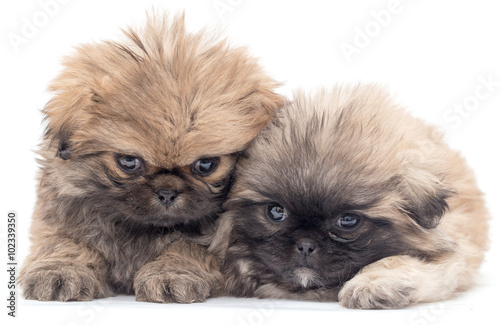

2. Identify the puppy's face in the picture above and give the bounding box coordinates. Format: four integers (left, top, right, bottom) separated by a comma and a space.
222, 87, 453, 294
62, 150, 238, 228
42, 15, 282, 228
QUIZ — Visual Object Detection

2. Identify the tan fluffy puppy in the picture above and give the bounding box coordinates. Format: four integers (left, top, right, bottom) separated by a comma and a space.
19, 13, 282, 303
212, 85, 489, 309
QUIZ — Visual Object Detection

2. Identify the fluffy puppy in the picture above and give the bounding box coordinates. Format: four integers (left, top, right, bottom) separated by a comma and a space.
211, 85, 489, 309
19, 13, 282, 303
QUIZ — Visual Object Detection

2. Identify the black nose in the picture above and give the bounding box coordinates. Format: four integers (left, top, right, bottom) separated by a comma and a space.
156, 189, 179, 207
296, 239, 318, 257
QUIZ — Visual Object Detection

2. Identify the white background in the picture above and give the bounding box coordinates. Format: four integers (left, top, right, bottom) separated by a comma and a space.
1, 0, 499, 324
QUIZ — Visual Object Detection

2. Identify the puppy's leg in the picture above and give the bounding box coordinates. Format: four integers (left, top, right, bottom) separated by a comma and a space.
338, 253, 475, 309
134, 240, 223, 303
19, 236, 108, 301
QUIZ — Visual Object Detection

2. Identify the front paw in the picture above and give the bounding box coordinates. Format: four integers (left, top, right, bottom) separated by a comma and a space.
339, 272, 416, 309
134, 262, 221, 303
20, 262, 105, 301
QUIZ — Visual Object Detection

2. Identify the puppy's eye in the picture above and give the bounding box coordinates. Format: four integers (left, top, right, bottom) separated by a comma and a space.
191, 157, 220, 176
116, 154, 143, 173
336, 213, 361, 230
266, 204, 288, 222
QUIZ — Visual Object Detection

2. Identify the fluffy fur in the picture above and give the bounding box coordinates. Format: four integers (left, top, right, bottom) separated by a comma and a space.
19, 13, 283, 302
211, 85, 489, 309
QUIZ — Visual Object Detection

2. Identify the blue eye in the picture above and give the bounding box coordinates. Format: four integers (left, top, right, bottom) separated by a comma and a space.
116, 155, 142, 173
191, 157, 220, 176
267, 204, 288, 222
336, 213, 361, 230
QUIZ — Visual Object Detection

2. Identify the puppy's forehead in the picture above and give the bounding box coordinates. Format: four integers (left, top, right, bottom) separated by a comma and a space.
94, 109, 248, 166
237, 159, 389, 217
97, 81, 260, 166
235, 85, 404, 214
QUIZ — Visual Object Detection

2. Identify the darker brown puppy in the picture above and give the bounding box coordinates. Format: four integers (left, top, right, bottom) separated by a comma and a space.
212, 86, 489, 309
19, 13, 282, 303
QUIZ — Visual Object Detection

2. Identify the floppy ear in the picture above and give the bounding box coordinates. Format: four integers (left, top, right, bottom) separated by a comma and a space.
55, 125, 73, 160
398, 168, 453, 229
43, 63, 105, 160
44, 95, 89, 161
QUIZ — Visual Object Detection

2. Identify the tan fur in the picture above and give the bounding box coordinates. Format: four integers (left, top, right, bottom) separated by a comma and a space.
212, 85, 489, 309
19, 12, 283, 302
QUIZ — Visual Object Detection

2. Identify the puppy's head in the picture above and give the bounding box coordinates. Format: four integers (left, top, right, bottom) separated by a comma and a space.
221, 86, 455, 294
42, 13, 282, 228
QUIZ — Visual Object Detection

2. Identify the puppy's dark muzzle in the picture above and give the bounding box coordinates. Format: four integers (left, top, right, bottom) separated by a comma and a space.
156, 189, 179, 208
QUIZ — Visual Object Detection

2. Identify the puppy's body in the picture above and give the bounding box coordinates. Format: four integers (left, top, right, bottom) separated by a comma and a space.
212, 85, 489, 309
19, 13, 282, 302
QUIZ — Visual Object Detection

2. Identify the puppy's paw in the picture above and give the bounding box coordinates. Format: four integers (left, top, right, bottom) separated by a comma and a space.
134, 263, 221, 303
20, 262, 105, 301
339, 272, 416, 309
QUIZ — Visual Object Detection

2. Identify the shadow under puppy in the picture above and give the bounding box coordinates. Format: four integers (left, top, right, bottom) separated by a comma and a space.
211, 85, 489, 309
19, 13, 282, 303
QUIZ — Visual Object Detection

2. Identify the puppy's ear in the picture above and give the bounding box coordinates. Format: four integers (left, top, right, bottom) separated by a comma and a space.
44, 63, 107, 159
398, 169, 453, 229
256, 89, 285, 117
55, 125, 73, 160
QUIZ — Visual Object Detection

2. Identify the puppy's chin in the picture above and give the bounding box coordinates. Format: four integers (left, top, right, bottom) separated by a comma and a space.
128, 213, 211, 229
258, 257, 343, 291
133, 215, 213, 229
289, 267, 323, 290
127, 200, 221, 228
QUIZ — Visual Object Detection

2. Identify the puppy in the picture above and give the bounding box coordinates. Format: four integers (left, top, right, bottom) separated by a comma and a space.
19, 13, 282, 303
211, 85, 489, 309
